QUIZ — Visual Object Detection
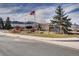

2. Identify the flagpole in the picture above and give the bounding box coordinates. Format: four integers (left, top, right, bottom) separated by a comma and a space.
34, 12, 36, 22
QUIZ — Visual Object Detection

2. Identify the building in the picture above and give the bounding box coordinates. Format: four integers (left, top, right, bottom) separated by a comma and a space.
11, 21, 25, 28
25, 21, 38, 30
38, 23, 49, 31
49, 24, 60, 33
11, 21, 49, 31
71, 24, 79, 32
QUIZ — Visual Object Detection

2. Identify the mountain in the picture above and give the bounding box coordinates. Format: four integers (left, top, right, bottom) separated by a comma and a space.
3, 21, 25, 24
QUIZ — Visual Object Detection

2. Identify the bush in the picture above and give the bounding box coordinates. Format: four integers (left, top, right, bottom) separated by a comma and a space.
11, 26, 22, 33
30, 28, 36, 32
40, 31, 44, 34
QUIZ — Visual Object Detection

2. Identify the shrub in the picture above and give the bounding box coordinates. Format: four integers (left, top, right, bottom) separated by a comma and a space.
11, 26, 22, 33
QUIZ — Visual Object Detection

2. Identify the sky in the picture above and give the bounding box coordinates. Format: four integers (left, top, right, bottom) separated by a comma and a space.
0, 3, 79, 24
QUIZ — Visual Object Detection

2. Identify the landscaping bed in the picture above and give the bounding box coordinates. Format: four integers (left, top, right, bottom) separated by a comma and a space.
9, 30, 79, 38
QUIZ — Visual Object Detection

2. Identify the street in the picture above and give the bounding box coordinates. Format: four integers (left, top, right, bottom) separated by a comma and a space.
0, 35, 79, 56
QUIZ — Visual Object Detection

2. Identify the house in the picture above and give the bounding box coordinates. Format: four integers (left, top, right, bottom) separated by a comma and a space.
49, 23, 79, 34
67, 24, 79, 34
71, 24, 79, 32
25, 21, 38, 30
11, 21, 50, 31
11, 21, 38, 29
49, 24, 60, 33
11, 21, 25, 28
38, 23, 49, 31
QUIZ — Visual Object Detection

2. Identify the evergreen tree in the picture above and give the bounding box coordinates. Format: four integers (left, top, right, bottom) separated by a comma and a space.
5, 17, 12, 30
50, 5, 72, 34
0, 17, 4, 29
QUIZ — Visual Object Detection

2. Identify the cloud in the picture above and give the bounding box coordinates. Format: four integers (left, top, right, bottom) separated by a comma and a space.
63, 4, 79, 13
0, 3, 78, 24
0, 6, 21, 14
0, 4, 60, 23
33, 6, 56, 23
68, 12, 79, 24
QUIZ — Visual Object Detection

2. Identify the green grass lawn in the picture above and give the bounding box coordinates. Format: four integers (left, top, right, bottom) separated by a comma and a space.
17, 31, 79, 38
2, 29, 79, 38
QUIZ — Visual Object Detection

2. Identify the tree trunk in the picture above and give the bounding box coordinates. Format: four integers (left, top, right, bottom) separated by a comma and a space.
59, 26, 64, 34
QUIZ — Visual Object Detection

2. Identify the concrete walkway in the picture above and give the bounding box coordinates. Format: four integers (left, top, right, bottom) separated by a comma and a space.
0, 31, 79, 50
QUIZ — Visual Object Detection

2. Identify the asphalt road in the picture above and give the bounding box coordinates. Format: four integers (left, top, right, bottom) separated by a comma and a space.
0, 35, 79, 56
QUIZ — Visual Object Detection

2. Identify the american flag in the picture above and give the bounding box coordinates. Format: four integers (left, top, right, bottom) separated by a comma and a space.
30, 11, 35, 15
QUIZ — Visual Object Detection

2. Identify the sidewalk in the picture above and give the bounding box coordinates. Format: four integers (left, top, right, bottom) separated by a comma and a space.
0, 31, 79, 50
